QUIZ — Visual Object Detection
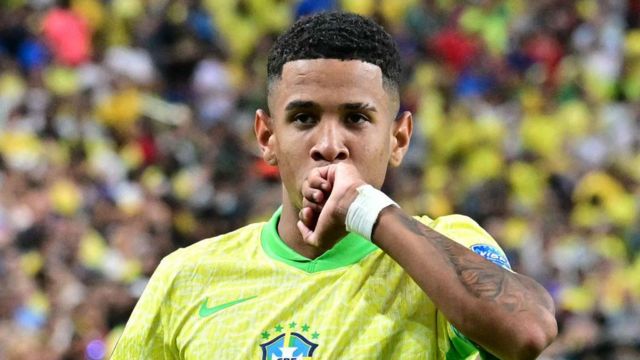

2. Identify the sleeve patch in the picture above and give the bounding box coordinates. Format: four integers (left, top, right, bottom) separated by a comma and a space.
470, 244, 511, 270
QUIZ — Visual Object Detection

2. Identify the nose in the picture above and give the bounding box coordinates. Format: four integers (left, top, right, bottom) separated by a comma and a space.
309, 120, 349, 162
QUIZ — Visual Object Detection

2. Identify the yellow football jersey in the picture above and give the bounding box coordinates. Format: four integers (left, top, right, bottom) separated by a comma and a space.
112, 207, 510, 359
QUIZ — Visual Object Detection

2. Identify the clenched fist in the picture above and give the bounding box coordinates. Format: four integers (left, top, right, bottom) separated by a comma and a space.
297, 163, 367, 250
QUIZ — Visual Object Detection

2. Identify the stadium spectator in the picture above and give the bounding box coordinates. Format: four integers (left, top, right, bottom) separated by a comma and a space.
0, 0, 638, 358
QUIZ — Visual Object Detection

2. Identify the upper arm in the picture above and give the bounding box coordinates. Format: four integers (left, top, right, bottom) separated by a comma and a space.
421, 214, 511, 359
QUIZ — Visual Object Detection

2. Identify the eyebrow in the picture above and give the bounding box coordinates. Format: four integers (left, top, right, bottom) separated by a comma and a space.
284, 100, 377, 112
339, 102, 377, 112
285, 100, 318, 111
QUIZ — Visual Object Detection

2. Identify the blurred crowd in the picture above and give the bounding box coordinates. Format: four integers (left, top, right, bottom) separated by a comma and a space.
0, 0, 639, 359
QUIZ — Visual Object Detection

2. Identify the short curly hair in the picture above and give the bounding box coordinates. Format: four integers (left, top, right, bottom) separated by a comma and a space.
267, 12, 401, 96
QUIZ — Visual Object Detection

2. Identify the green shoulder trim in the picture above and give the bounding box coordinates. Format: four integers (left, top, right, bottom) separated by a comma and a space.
260, 206, 379, 273
447, 324, 499, 360
446, 323, 479, 360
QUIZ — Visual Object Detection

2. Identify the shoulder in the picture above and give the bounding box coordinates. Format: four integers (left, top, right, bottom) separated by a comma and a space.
155, 221, 265, 277
413, 213, 495, 247
414, 213, 511, 270
179, 221, 264, 258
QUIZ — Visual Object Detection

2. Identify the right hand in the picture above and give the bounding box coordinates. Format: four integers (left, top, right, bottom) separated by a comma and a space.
297, 163, 366, 250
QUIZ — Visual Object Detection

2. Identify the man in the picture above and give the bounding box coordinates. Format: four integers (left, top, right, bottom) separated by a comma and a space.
112, 12, 557, 359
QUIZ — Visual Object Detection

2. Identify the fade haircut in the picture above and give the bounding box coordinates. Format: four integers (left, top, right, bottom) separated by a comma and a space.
267, 12, 402, 103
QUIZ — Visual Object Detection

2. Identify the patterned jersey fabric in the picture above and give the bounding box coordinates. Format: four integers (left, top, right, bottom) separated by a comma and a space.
112, 207, 511, 359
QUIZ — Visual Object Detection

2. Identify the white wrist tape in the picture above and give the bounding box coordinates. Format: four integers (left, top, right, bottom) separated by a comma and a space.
345, 184, 398, 241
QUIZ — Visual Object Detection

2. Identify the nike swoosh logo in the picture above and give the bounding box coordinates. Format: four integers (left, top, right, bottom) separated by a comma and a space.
198, 296, 257, 318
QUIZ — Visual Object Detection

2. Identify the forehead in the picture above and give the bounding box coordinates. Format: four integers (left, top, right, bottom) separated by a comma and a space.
269, 59, 391, 113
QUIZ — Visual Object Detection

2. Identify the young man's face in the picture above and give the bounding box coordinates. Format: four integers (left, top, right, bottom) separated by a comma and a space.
256, 59, 412, 209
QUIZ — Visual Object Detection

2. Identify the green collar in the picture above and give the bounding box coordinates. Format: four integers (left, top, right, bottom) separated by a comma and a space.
261, 207, 379, 273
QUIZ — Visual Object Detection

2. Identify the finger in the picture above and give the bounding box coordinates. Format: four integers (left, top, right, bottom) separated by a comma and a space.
297, 220, 317, 246
299, 206, 317, 229
307, 175, 332, 193
326, 164, 338, 184
302, 187, 325, 204
302, 176, 333, 198
309, 166, 334, 184
318, 165, 334, 180
302, 198, 323, 214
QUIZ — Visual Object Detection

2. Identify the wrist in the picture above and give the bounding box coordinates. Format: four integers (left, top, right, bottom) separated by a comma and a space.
335, 181, 366, 223
371, 204, 397, 242
345, 184, 398, 241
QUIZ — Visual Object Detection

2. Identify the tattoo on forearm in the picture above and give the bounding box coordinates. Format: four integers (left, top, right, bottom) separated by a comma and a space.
392, 210, 554, 315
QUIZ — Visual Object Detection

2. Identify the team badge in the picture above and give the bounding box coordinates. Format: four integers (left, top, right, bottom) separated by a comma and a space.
260, 321, 319, 360
470, 244, 511, 270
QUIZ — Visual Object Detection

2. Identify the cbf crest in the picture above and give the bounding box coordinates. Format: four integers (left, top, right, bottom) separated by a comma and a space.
260, 321, 319, 360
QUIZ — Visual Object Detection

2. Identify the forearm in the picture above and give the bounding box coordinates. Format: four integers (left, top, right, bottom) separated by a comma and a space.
372, 206, 557, 360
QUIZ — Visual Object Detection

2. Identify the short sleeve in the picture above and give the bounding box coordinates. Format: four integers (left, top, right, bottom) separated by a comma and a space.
419, 214, 511, 270
110, 250, 183, 360
418, 214, 510, 359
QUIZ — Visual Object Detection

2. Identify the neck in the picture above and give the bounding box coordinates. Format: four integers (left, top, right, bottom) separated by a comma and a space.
278, 198, 327, 260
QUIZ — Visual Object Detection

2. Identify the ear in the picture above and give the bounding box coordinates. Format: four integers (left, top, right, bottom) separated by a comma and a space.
389, 111, 413, 167
255, 109, 278, 165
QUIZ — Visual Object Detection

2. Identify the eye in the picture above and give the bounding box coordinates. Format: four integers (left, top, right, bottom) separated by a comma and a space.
293, 113, 316, 125
345, 113, 370, 124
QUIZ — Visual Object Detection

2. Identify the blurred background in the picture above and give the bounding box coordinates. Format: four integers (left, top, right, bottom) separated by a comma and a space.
1, 0, 639, 359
